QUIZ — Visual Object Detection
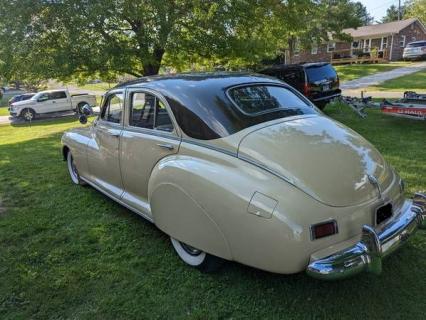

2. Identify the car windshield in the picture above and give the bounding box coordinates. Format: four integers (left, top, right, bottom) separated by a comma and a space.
306, 64, 337, 82
407, 42, 426, 48
228, 85, 314, 116
31, 92, 44, 100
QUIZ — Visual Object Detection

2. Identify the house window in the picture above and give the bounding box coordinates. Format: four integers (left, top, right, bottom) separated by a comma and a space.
381, 37, 388, 50
400, 35, 406, 47
311, 45, 318, 55
352, 41, 359, 49
327, 42, 336, 53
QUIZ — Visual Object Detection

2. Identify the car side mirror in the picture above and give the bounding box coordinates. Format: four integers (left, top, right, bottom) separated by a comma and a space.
79, 114, 88, 124
81, 104, 93, 116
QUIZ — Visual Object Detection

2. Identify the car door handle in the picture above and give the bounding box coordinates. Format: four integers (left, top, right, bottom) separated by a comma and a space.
157, 143, 174, 150
110, 132, 120, 137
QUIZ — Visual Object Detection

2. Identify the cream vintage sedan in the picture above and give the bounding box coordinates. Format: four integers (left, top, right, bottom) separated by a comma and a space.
62, 73, 426, 280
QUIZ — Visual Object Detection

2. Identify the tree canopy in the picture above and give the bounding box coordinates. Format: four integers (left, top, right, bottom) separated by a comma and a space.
406, 0, 426, 24
0, 0, 367, 84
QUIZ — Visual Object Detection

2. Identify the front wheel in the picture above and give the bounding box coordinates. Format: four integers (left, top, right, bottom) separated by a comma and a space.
20, 108, 36, 121
170, 238, 224, 272
67, 151, 86, 185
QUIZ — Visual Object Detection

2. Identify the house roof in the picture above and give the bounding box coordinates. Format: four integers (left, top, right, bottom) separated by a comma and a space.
343, 18, 425, 38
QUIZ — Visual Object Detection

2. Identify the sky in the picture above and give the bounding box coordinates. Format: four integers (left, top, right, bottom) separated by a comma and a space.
359, 0, 403, 22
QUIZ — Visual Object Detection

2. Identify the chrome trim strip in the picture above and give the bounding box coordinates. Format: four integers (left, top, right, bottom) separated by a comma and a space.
122, 125, 181, 142
307, 193, 426, 280
80, 176, 154, 223
238, 154, 294, 185
180, 138, 238, 158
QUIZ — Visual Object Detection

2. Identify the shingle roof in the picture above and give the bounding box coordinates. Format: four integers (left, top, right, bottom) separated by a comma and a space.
343, 18, 424, 38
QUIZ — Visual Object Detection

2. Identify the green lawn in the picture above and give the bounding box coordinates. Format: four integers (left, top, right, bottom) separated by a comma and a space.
0, 107, 426, 319
68, 82, 117, 92
368, 69, 426, 92
0, 94, 13, 116
335, 61, 412, 82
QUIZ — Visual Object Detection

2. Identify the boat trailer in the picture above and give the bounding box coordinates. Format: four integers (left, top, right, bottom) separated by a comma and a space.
337, 91, 426, 120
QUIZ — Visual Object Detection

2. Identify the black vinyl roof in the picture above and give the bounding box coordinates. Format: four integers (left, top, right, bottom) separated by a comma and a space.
111, 72, 316, 140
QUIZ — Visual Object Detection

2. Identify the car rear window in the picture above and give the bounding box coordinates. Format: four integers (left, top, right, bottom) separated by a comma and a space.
407, 42, 426, 48
305, 64, 337, 83
228, 85, 315, 116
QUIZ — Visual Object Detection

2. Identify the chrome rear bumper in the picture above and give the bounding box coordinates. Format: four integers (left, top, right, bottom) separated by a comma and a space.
307, 193, 426, 280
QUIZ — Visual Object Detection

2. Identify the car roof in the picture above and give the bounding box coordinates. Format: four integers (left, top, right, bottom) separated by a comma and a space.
259, 62, 330, 72
407, 40, 426, 44
114, 72, 280, 90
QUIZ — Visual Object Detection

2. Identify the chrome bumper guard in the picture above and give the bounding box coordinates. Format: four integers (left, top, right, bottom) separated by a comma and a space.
307, 193, 426, 280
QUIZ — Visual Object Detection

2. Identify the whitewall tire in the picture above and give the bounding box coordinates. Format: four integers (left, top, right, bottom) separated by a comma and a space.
170, 237, 223, 272
67, 151, 85, 185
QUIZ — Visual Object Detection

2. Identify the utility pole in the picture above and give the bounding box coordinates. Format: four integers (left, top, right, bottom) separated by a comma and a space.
398, 0, 401, 21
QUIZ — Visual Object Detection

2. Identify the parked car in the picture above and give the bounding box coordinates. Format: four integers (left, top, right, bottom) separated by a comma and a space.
9, 89, 96, 121
8, 93, 36, 107
403, 41, 426, 60
62, 73, 425, 280
259, 62, 341, 109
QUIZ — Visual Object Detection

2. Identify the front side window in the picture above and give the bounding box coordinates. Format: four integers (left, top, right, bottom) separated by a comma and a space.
129, 92, 173, 132
101, 93, 123, 124
228, 85, 314, 117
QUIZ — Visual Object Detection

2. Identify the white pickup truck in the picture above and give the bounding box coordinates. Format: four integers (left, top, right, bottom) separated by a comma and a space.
9, 89, 97, 121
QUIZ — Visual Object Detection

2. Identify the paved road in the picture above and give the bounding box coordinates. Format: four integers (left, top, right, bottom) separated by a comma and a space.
340, 61, 426, 90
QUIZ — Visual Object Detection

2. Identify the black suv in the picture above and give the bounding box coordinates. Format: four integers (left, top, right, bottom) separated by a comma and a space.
259, 62, 341, 109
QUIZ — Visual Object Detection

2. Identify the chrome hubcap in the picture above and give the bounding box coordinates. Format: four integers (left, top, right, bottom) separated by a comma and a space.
180, 242, 202, 256
24, 111, 33, 120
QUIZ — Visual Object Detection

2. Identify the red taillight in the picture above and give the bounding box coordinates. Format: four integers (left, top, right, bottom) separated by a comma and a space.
311, 221, 338, 240
304, 83, 311, 96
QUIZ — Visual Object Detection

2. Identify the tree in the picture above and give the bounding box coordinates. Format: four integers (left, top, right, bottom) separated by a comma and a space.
405, 0, 426, 24
0, 0, 367, 82
382, 4, 406, 23
353, 1, 374, 25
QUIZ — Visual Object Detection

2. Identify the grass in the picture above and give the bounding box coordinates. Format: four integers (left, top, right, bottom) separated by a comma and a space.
68, 82, 117, 92
368, 69, 426, 92
0, 94, 13, 116
0, 106, 425, 319
335, 61, 412, 82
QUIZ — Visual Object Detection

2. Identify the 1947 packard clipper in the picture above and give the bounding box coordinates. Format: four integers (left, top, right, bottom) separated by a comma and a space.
62, 73, 426, 280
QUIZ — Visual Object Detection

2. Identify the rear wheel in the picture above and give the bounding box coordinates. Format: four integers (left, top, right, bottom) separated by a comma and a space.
170, 238, 224, 272
20, 108, 35, 121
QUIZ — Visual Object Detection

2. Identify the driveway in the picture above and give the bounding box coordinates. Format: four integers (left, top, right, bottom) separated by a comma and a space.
340, 61, 426, 90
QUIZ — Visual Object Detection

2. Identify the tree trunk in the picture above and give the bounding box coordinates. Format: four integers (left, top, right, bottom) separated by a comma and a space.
142, 47, 166, 76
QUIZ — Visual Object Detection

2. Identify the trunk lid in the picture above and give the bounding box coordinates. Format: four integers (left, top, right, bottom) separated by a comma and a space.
238, 116, 393, 207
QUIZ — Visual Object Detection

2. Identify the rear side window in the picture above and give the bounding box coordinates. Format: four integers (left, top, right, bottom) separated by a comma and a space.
50, 91, 67, 99
228, 85, 314, 116
129, 92, 174, 132
305, 64, 337, 83
407, 42, 426, 48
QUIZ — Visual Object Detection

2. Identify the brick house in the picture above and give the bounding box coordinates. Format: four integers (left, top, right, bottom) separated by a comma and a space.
291, 18, 426, 64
